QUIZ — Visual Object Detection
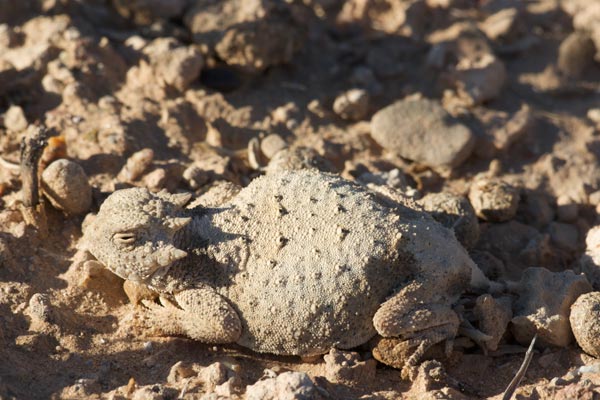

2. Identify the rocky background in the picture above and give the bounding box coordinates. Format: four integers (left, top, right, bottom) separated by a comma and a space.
1, 0, 600, 399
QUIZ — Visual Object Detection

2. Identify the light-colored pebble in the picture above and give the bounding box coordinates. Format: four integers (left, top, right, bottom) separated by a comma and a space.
260, 134, 287, 160
41, 159, 92, 215
245, 371, 316, 400
117, 148, 154, 182
468, 178, 520, 222
333, 88, 370, 121
3, 105, 28, 132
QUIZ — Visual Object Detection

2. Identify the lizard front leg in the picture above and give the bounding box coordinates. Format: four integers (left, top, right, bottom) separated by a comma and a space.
143, 287, 242, 344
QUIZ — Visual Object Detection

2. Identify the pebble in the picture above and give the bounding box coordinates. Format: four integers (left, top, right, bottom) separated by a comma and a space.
588, 108, 600, 126
556, 195, 579, 222
145, 39, 203, 91
558, 31, 595, 78
570, 292, 600, 358
479, 8, 519, 41
468, 178, 520, 222
323, 348, 376, 385
41, 159, 92, 215
492, 105, 534, 151
245, 371, 317, 400
167, 361, 197, 384
510, 267, 592, 347
265, 146, 335, 175
332, 88, 370, 121
3, 105, 28, 132
577, 226, 600, 290
117, 148, 154, 182
452, 53, 506, 105
370, 97, 474, 168
200, 362, 230, 391
260, 134, 287, 160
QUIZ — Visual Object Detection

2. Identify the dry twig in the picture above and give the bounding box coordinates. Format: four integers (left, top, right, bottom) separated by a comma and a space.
18, 125, 53, 236
502, 334, 537, 400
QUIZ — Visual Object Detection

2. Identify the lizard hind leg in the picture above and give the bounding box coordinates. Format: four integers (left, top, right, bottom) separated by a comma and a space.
373, 283, 459, 380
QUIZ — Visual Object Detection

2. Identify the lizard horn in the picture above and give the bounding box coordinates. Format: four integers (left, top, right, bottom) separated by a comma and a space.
166, 217, 192, 231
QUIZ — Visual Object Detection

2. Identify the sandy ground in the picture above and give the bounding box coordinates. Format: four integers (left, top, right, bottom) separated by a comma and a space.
1, 0, 600, 399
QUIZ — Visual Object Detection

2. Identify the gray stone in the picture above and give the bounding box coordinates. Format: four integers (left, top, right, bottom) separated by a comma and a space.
510, 267, 592, 347
370, 98, 474, 168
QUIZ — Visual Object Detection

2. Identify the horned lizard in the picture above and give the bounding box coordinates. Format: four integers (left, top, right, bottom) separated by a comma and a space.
84, 169, 486, 377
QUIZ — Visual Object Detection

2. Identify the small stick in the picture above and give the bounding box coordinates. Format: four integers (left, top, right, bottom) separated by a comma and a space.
20, 126, 50, 207
502, 334, 537, 400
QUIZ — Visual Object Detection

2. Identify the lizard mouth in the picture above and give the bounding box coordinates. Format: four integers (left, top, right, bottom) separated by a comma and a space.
111, 245, 188, 284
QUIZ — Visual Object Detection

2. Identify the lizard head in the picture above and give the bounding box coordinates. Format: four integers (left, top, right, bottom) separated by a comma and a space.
83, 187, 192, 284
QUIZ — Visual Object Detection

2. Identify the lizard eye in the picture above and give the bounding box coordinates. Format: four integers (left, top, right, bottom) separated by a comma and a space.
113, 232, 136, 245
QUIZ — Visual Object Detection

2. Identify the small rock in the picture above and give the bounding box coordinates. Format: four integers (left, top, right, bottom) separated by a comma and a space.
419, 192, 480, 249
332, 89, 370, 121
213, 378, 238, 398
370, 97, 474, 168
411, 360, 448, 393
578, 226, 600, 290
245, 371, 317, 400
468, 178, 520, 222
588, 108, 600, 126
117, 148, 154, 182
492, 105, 534, 151
337, 0, 428, 38
473, 294, 512, 351
41, 159, 92, 215
26, 293, 53, 325
451, 53, 506, 105
479, 8, 520, 41
323, 348, 376, 385
260, 134, 287, 160
571, 292, 600, 358
200, 362, 230, 391
548, 222, 579, 253
3, 105, 27, 132
556, 195, 579, 222
145, 38, 203, 91
167, 361, 197, 384
558, 31, 595, 78
123, 279, 157, 305
510, 267, 592, 347
209, 5, 303, 73
265, 147, 335, 175
142, 168, 168, 191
